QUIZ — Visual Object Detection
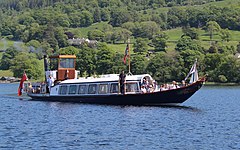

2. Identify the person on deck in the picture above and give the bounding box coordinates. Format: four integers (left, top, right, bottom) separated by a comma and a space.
170, 81, 179, 89
181, 80, 186, 87
47, 75, 54, 93
119, 70, 126, 94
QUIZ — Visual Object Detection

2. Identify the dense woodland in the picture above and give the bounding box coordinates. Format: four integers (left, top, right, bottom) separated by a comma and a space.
1, 0, 240, 83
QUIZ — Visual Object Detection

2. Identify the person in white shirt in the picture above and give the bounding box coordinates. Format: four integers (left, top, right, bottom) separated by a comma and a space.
47, 75, 54, 93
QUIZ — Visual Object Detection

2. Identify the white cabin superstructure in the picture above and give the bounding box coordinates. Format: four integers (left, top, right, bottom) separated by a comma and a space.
49, 74, 155, 96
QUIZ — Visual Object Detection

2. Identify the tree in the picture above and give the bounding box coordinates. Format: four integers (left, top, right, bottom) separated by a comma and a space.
59, 46, 79, 55
80, 11, 93, 27
10, 52, 43, 80
237, 42, 240, 53
206, 21, 221, 41
111, 28, 124, 44
167, 7, 187, 28
185, 7, 205, 27
182, 26, 199, 40
101, 8, 110, 22
43, 23, 59, 50
69, 12, 81, 27
146, 52, 184, 83
138, 21, 160, 39
133, 38, 148, 54
219, 28, 231, 42
104, 31, 113, 43
207, 42, 235, 54
13, 24, 26, 41
96, 43, 114, 74
55, 14, 70, 27
76, 46, 96, 77
93, 7, 101, 23
202, 53, 223, 81
130, 53, 147, 75
54, 27, 68, 48
110, 8, 132, 27
121, 29, 132, 43
175, 36, 203, 52
180, 49, 205, 76
39, 41, 53, 56
111, 52, 126, 74
121, 22, 135, 33
0, 47, 19, 70
152, 32, 169, 52
88, 29, 105, 41
18, 15, 35, 26
28, 23, 43, 42
216, 55, 240, 83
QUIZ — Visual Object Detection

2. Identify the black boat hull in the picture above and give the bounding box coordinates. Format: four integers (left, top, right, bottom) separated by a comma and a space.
28, 79, 205, 105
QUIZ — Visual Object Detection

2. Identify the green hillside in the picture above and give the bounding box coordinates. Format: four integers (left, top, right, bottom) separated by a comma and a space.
1, 0, 240, 82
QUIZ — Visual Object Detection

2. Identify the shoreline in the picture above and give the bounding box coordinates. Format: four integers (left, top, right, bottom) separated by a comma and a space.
204, 82, 240, 86
0, 81, 19, 83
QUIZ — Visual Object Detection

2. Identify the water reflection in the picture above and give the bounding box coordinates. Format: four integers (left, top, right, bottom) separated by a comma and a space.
154, 104, 201, 112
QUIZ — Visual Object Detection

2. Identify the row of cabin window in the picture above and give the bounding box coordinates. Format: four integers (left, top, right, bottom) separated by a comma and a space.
58, 82, 139, 95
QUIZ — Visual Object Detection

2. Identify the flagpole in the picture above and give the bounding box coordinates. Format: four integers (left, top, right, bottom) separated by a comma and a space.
128, 39, 131, 74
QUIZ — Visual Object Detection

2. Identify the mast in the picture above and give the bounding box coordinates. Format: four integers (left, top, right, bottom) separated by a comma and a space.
128, 39, 131, 74
127, 39, 132, 75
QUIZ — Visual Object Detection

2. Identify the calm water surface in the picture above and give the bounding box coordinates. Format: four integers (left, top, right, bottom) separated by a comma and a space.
0, 83, 239, 150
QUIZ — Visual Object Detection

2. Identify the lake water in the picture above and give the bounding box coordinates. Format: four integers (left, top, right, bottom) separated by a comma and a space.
0, 83, 239, 150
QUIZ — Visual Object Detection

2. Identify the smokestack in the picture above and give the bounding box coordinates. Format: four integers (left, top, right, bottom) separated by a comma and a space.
44, 55, 49, 82
44, 55, 49, 71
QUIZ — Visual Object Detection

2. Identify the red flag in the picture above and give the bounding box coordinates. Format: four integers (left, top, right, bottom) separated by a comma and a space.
18, 72, 28, 96
123, 44, 129, 64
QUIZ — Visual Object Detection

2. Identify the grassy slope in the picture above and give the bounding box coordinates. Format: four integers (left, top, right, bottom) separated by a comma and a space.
68, 22, 110, 38
156, 0, 240, 11
107, 44, 128, 54
202, 0, 240, 7
157, 27, 240, 52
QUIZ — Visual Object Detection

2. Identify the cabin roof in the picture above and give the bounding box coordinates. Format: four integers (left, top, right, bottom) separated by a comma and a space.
49, 55, 76, 59
59, 74, 153, 84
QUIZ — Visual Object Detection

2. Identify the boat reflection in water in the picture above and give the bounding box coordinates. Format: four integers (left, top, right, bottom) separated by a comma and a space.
26, 55, 205, 105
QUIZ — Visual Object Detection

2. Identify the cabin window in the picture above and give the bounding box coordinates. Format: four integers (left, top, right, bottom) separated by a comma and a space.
126, 83, 139, 92
98, 84, 108, 94
59, 85, 68, 95
69, 85, 77, 94
59, 58, 74, 68
78, 85, 86, 94
88, 84, 97, 94
110, 83, 119, 93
